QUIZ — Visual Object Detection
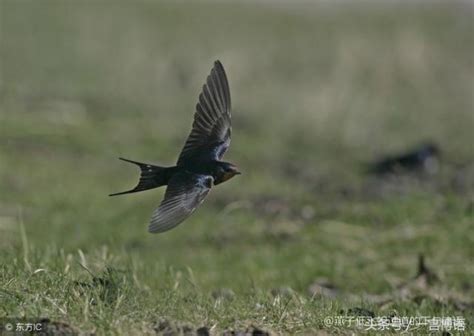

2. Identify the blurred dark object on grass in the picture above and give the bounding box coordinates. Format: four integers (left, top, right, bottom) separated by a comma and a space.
368, 142, 441, 176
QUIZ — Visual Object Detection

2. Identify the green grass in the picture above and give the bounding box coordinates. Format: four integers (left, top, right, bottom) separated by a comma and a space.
0, 1, 473, 334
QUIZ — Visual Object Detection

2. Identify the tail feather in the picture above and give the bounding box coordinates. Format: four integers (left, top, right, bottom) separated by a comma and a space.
109, 158, 167, 196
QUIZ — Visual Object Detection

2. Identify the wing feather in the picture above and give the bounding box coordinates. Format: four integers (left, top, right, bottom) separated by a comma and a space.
177, 60, 231, 165
148, 172, 213, 233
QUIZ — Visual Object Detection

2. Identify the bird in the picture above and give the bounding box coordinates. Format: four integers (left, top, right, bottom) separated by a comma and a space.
368, 142, 441, 176
110, 60, 240, 233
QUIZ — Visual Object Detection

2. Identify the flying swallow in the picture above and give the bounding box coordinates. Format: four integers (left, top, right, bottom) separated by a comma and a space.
368, 143, 441, 175
110, 61, 240, 233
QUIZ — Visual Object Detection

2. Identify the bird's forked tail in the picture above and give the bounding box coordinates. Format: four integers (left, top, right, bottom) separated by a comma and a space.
109, 158, 168, 196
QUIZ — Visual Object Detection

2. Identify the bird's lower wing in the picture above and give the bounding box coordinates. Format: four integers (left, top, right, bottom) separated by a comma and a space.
148, 172, 213, 234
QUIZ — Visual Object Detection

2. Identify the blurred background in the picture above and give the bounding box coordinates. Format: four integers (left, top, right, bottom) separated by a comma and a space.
0, 0, 473, 334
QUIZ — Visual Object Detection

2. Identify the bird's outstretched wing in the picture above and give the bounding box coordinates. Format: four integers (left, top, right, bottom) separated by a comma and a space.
148, 172, 213, 233
177, 60, 231, 166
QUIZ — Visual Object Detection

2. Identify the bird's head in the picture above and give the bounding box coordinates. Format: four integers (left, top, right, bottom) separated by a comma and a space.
419, 143, 441, 159
215, 162, 241, 185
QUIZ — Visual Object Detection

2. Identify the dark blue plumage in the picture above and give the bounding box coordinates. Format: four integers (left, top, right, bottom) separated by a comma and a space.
110, 61, 240, 233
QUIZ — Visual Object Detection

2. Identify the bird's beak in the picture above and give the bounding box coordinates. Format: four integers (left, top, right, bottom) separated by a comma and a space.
235, 171, 242, 175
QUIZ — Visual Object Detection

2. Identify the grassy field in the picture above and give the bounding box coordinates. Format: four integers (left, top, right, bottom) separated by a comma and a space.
0, 1, 473, 334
